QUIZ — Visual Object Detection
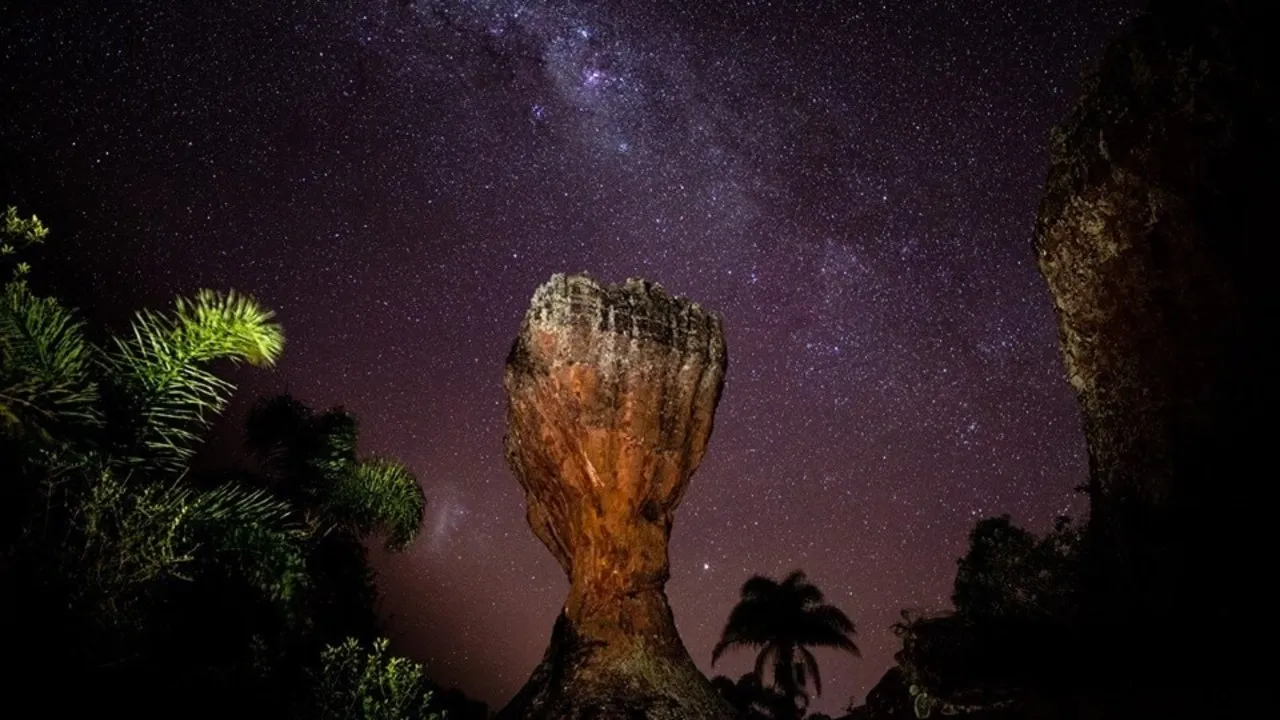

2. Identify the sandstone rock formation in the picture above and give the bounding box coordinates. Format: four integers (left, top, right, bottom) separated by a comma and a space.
1035, 0, 1272, 702
497, 274, 735, 720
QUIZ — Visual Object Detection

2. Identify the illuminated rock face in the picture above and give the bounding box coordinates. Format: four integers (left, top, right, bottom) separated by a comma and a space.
1034, 0, 1272, 695
498, 274, 734, 720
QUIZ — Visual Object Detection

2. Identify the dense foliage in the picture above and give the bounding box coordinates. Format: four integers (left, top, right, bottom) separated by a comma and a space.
711, 671, 798, 720
0, 208, 456, 719
890, 515, 1083, 717
312, 638, 444, 720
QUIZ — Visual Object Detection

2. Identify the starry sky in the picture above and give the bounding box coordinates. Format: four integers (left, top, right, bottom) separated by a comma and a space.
1, 0, 1141, 714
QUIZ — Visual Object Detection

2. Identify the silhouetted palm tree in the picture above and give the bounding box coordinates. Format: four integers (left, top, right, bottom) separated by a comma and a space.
713, 570, 860, 719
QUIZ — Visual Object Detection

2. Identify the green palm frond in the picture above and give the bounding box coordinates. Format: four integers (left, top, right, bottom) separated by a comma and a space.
182, 482, 308, 602
325, 458, 425, 551
104, 289, 284, 469
0, 282, 99, 442
168, 289, 285, 366
185, 481, 296, 527
242, 395, 426, 551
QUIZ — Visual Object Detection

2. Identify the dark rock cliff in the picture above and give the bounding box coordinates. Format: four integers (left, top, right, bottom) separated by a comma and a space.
1034, 0, 1273, 707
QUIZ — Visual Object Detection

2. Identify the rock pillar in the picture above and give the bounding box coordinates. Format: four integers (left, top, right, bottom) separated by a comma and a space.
498, 274, 735, 720
1034, 0, 1273, 700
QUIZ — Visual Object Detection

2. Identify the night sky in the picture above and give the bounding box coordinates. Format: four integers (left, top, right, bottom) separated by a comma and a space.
1, 0, 1140, 714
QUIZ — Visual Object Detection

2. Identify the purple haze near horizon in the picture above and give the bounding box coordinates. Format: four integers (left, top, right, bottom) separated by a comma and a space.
0, 0, 1140, 713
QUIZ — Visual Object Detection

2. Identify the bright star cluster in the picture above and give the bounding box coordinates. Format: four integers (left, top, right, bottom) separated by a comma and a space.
0, 0, 1140, 713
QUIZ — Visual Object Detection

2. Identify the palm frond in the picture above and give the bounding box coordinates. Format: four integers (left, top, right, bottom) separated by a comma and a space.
182, 482, 308, 602
0, 282, 99, 443
713, 599, 776, 662
784, 571, 825, 609
799, 646, 822, 697
798, 605, 859, 652
712, 633, 766, 665
72, 473, 307, 617
717, 569, 860, 714
169, 289, 284, 366
185, 481, 296, 527
754, 643, 780, 685
103, 289, 284, 469
325, 458, 425, 551
741, 574, 781, 601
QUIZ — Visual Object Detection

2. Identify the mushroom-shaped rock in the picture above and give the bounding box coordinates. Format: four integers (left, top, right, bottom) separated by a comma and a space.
1034, 0, 1272, 700
498, 274, 735, 720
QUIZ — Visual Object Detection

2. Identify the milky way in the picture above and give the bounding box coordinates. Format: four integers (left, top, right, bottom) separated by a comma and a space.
1, 0, 1140, 712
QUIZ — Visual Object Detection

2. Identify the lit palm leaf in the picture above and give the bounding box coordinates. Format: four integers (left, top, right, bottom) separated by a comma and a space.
182, 481, 308, 602
246, 395, 427, 552
326, 459, 426, 551
104, 289, 284, 470
0, 282, 99, 443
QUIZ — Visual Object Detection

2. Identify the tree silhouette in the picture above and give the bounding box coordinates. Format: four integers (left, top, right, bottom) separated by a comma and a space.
713, 570, 860, 719
890, 515, 1083, 716
951, 515, 1080, 623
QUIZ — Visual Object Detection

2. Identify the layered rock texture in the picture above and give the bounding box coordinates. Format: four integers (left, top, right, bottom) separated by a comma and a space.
497, 274, 734, 720
1035, 0, 1272, 702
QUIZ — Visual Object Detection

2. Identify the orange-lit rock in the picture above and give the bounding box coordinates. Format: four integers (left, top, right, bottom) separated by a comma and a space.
497, 274, 735, 720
